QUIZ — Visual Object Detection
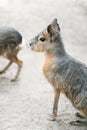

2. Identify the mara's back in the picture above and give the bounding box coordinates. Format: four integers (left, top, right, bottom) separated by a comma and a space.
0, 27, 22, 50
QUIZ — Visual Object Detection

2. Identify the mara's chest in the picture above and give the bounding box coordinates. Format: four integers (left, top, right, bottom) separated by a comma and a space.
42, 55, 67, 89
43, 60, 54, 74
42, 56, 58, 85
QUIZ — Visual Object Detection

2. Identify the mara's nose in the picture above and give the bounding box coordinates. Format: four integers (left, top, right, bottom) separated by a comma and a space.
29, 43, 32, 46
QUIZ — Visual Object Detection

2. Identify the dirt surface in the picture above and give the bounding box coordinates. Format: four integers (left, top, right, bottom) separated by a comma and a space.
0, 0, 87, 129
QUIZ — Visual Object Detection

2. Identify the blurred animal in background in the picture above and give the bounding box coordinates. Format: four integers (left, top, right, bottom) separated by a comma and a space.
0, 27, 23, 82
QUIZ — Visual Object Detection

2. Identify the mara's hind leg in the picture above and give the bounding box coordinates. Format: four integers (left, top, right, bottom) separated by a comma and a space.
70, 110, 87, 126
0, 61, 12, 74
11, 56, 23, 82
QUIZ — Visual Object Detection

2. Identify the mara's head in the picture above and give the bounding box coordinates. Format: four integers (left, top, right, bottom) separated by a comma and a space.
29, 18, 61, 52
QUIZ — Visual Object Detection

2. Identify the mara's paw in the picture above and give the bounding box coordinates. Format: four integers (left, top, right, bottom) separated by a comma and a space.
70, 120, 87, 126
75, 112, 85, 119
0, 71, 4, 74
11, 79, 17, 82
48, 114, 57, 121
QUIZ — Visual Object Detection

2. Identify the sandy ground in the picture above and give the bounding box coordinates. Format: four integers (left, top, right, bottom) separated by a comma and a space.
0, 0, 87, 129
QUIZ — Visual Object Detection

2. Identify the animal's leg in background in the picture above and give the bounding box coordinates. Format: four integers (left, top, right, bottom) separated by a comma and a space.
0, 61, 12, 74
11, 56, 23, 82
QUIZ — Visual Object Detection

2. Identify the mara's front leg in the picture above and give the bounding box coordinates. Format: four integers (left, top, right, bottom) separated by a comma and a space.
50, 89, 60, 121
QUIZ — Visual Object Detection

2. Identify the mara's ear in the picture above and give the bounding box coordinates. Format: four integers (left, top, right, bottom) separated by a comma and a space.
47, 18, 60, 34
47, 25, 52, 34
51, 18, 57, 26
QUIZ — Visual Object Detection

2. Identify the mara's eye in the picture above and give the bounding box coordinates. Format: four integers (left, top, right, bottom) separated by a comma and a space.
39, 37, 46, 42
